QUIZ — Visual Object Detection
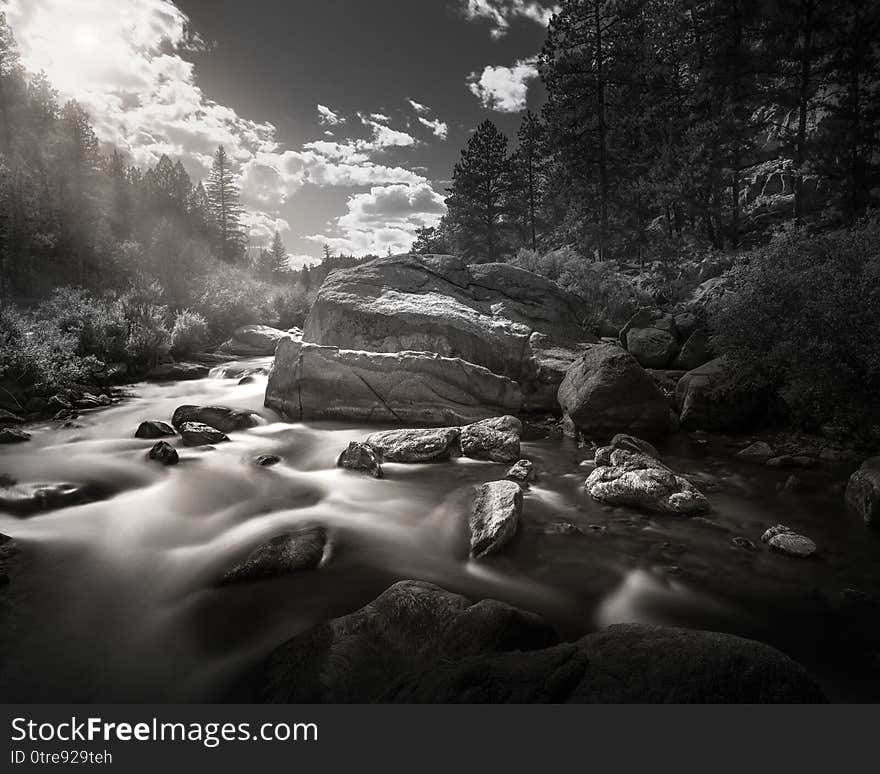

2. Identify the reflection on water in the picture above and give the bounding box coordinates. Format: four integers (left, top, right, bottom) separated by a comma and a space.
1, 357, 879, 701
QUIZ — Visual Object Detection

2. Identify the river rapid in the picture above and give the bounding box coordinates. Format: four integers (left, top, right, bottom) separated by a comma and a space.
1, 360, 879, 702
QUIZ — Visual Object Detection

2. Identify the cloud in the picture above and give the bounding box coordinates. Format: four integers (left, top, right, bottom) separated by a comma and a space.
317, 104, 345, 126
418, 116, 449, 140
467, 57, 539, 112
357, 113, 417, 150
309, 182, 446, 257
460, 1, 557, 38
407, 99, 430, 115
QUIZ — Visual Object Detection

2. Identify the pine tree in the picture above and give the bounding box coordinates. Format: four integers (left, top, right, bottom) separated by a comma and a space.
205, 144, 244, 263
0, 12, 24, 152
267, 230, 289, 278
444, 119, 512, 262
510, 111, 549, 252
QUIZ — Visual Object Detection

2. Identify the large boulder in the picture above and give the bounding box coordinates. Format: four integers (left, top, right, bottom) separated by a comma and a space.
469, 480, 522, 557
179, 422, 229, 447
135, 420, 175, 439
364, 427, 460, 463
585, 448, 710, 514
558, 343, 673, 440
673, 327, 712, 371
220, 325, 298, 357
252, 581, 824, 703
620, 309, 679, 369
459, 416, 522, 462
845, 457, 880, 526
675, 358, 760, 431
265, 344, 522, 426
300, 254, 595, 411
218, 526, 326, 585
171, 405, 259, 433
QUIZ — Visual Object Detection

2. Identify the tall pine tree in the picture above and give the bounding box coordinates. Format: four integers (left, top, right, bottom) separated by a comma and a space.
206, 144, 244, 263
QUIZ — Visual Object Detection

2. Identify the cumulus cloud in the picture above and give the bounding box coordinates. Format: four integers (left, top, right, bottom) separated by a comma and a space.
406, 98, 448, 140
461, 1, 557, 38
467, 57, 539, 112
317, 104, 345, 126
309, 182, 446, 257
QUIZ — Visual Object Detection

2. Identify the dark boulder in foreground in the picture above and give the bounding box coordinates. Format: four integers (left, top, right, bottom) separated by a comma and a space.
558, 343, 673, 440
253, 581, 824, 703
171, 405, 259, 433
219, 526, 327, 586
336, 442, 383, 478
135, 420, 176, 439
845, 457, 880, 526
147, 441, 179, 466
179, 422, 229, 447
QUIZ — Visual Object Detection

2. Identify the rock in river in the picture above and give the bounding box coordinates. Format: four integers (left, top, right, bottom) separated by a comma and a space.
459, 415, 522, 462
675, 358, 761, 432
364, 427, 459, 463
171, 405, 259, 433
219, 324, 296, 356
147, 441, 179, 466
0, 427, 30, 444
506, 459, 534, 482
845, 457, 880, 526
469, 480, 523, 558
337, 442, 383, 478
219, 526, 327, 585
135, 420, 176, 439
0, 481, 108, 517
179, 422, 229, 447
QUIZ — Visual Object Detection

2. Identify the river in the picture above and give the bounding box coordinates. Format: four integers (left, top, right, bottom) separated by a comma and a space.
1, 359, 879, 701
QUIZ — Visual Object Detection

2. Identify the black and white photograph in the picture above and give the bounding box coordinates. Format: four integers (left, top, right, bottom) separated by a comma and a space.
1, 0, 880, 711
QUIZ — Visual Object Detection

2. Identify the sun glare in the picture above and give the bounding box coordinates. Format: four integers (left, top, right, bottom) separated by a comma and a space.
74, 26, 98, 51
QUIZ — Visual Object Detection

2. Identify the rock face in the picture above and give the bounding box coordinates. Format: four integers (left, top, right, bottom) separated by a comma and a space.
675, 358, 760, 431
252, 581, 824, 703
469, 480, 523, 558
171, 405, 259, 433
266, 344, 522, 426
620, 309, 679, 369
179, 422, 229, 447
558, 343, 673, 440
135, 421, 176, 439
845, 457, 880, 526
219, 526, 326, 585
337, 442, 383, 477
0, 427, 30, 444
220, 325, 296, 356
459, 416, 522, 462
364, 427, 460, 463
298, 254, 594, 412
147, 441, 179, 465
585, 448, 710, 514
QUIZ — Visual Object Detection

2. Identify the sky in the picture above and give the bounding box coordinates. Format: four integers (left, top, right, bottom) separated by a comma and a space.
1, 0, 557, 266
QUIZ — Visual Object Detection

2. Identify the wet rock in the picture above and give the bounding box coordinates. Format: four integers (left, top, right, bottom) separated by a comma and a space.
337, 442, 383, 478
0, 427, 30, 444
219, 526, 326, 585
0, 481, 106, 517
0, 408, 24, 426
761, 524, 792, 543
469, 480, 522, 558
147, 441, 179, 466
179, 422, 230, 447
845, 457, 880, 526
46, 395, 72, 413
769, 532, 817, 558
610, 433, 659, 459
135, 420, 176, 439
364, 427, 459, 463
0, 532, 19, 587
459, 416, 522, 463
506, 459, 534, 482
253, 581, 824, 703
266, 344, 522, 426
585, 449, 709, 515
145, 362, 210, 381
545, 521, 580, 535
238, 375, 257, 385
75, 393, 102, 410
255, 580, 557, 702
593, 446, 614, 466
730, 536, 757, 551
558, 343, 673, 440
171, 405, 259, 433
737, 441, 774, 461
254, 454, 281, 467
220, 324, 294, 357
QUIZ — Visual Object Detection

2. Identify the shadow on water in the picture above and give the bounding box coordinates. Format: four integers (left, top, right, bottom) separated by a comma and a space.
1, 358, 879, 701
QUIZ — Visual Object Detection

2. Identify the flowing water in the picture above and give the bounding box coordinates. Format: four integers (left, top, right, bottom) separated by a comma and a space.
1, 360, 879, 702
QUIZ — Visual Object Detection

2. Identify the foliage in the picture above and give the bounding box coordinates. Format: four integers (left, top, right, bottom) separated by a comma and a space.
711, 219, 880, 435
169, 309, 209, 356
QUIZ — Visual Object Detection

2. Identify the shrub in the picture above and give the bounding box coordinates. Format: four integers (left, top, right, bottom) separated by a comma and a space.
711, 219, 880, 436
269, 284, 310, 330
169, 309, 208, 356
118, 283, 170, 369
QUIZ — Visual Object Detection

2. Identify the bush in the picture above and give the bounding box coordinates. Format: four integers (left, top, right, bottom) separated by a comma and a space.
169, 309, 208, 356
509, 247, 651, 333
269, 284, 310, 330
711, 219, 880, 436
118, 283, 170, 369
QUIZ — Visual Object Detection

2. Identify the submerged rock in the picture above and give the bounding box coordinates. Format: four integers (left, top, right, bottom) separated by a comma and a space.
219, 526, 326, 585
459, 415, 522, 462
845, 457, 880, 526
469, 480, 523, 558
0, 427, 30, 444
0, 481, 107, 517
253, 454, 281, 467
768, 532, 817, 558
337, 442, 383, 478
610, 433, 659, 459
171, 405, 259, 433
506, 459, 534, 482
252, 581, 824, 703
364, 427, 459, 463
147, 441, 179, 466
135, 420, 176, 439
179, 422, 229, 447
558, 343, 673, 440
